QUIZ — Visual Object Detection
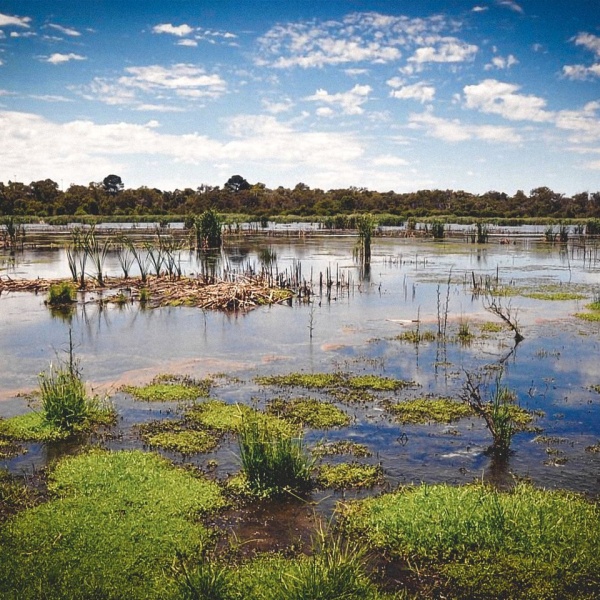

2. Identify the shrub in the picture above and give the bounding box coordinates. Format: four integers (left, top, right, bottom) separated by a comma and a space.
46, 281, 76, 305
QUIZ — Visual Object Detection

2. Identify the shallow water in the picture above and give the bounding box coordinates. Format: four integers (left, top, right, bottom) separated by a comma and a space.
1, 229, 599, 498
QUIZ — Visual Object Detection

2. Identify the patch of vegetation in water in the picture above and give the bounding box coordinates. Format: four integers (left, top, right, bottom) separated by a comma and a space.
479, 321, 504, 333
385, 398, 473, 424
340, 482, 600, 600
257, 372, 416, 393
0, 406, 114, 442
312, 440, 372, 458
0, 437, 26, 459
137, 420, 219, 455
524, 291, 587, 301
0, 449, 225, 600
574, 311, 600, 322
317, 462, 384, 490
122, 373, 212, 402
267, 397, 351, 429
394, 329, 437, 343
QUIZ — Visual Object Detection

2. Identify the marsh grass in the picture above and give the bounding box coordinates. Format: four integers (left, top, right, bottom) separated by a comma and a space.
340, 482, 600, 599
122, 374, 212, 402
138, 420, 219, 455
238, 412, 314, 497
46, 281, 76, 305
267, 397, 350, 429
317, 462, 384, 490
385, 398, 472, 424
0, 449, 225, 600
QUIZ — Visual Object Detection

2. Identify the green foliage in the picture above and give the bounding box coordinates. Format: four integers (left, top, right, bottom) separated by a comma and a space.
122, 374, 211, 402
195, 209, 223, 249
0, 411, 77, 442
341, 482, 600, 599
353, 213, 376, 266
317, 462, 384, 490
430, 220, 445, 239
386, 398, 473, 424
256, 372, 415, 392
267, 397, 350, 429
46, 281, 76, 305
238, 412, 314, 497
0, 470, 38, 521
138, 420, 219, 455
0, 450, 225, 600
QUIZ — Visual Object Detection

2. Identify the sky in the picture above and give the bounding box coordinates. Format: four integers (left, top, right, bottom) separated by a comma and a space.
0, 0, 599, 196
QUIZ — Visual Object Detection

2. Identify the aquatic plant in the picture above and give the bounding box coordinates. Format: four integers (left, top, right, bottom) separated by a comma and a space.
386, 397, 472, 424
430, 220, 445, 240
483, 293, 524, 343
138, 421, 219, 455
122, 374, 212, 402
353, 213, 376, 266
340, 481, 600, 599
195, 209, 223, 249
238, 412, 313, 497
317, 462, 384, 490
311, 440, 372, 458
267, 397, 350, 429
46, 281, 76, 305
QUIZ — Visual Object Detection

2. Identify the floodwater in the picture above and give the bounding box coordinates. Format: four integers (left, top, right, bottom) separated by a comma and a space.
1, 226, 600, 502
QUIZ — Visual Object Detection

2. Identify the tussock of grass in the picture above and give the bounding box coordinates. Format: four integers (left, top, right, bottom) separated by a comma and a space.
122, 374, 212, 402
479, 321, 504, 333
340, 482, 600, 599
267, 397, 350, 429
386, 398, 472, 424
317, 462, 384, 490
0, 449, 225, 600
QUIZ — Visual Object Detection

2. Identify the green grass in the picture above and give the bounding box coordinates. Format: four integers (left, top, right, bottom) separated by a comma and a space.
385, 398, 473, 424
394, 329, 437, 343
0, 449, 225, 600
138, 420, 219, 455
524, 291, 587, 301
317, 462, 384, 490
267, 397, 350, 429
479, 321, 504, 333
340, 482, 600, 599
238, 412, 314, 498
0, 470, 39, 522
122, 374, 212, 402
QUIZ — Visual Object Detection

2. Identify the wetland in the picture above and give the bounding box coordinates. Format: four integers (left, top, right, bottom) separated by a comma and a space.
1, 221, 599, 599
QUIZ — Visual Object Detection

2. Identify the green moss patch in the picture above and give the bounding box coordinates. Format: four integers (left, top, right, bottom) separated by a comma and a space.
312, 440, 372, 458
267, 397, 350, 429
0, 449, 225, 600
138, 420, 219, 455
122, 374, 212, 402
386, 398, 473, 424
256, 372, 343, 389
524, 291, 587, 301
317, 462, 384, 490
0, 407, 114, 442
340, 482, 600, 600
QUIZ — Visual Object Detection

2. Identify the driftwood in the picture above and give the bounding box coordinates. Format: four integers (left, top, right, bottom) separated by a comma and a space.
0, 274, 294, 311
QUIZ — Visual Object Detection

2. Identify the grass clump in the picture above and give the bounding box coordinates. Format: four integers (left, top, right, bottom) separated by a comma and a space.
317, 462, 384, 490
0, 449, 225, 600
122, 374, 212, 402
340, 482, 600, 599
386, 398, 473, 424
256, 372, 343, 389
346, 375, 414, 391
395, 329, 437, 343
479, 321, 504, 333
267, 397, 350, 429
238, 412, 314, 498
138, 420, 219, 455
46, 281, 76, 305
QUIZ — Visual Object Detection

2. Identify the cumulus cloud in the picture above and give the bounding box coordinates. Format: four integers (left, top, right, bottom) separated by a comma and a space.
407, 38, 478, 69
563, 33, 600, 80
485, 54, 518, 70
0, 12, 31, 28
463, 79, 552, 122
305, 84, 372, 115
408, 109, 521, 143
152, 23, 194, 37
388, 80, 435, 103
177, 39, 198, 47
45, 53, 86, 64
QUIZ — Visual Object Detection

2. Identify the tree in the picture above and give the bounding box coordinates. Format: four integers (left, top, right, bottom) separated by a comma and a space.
102, 174, 124, 195
224, 175, 250, 193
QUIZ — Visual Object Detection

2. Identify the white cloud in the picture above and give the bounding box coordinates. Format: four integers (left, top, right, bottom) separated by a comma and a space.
371, 154, 409, 167
48, 23, 81, 37
463, 79, 552, 122
573, 32, 600, 56
497, 1, 524, 14
484, 54, 518, 70
409, 109, 521, 143
563, 33, 600, 80
256, 12, 463, 69
85, 64, 227, 108
177, 39, 198, 47
305, 84, 372, 115
262, 98, 294, 114
0, 13, 31, 28
407, 38, 478, 68
472, 6, 488, 12
389, 80, 435, 103
152, 23, 194, 37
555, 102, 600, 144
45, 53, 86, 65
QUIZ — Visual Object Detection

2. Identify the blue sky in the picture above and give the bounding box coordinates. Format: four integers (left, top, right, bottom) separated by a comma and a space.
1, 0, 599, 195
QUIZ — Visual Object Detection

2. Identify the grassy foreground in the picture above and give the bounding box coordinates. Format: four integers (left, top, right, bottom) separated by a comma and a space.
340, 482, 600, 599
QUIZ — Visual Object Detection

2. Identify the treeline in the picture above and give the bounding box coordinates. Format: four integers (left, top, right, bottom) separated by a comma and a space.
1, 177, 600, 220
